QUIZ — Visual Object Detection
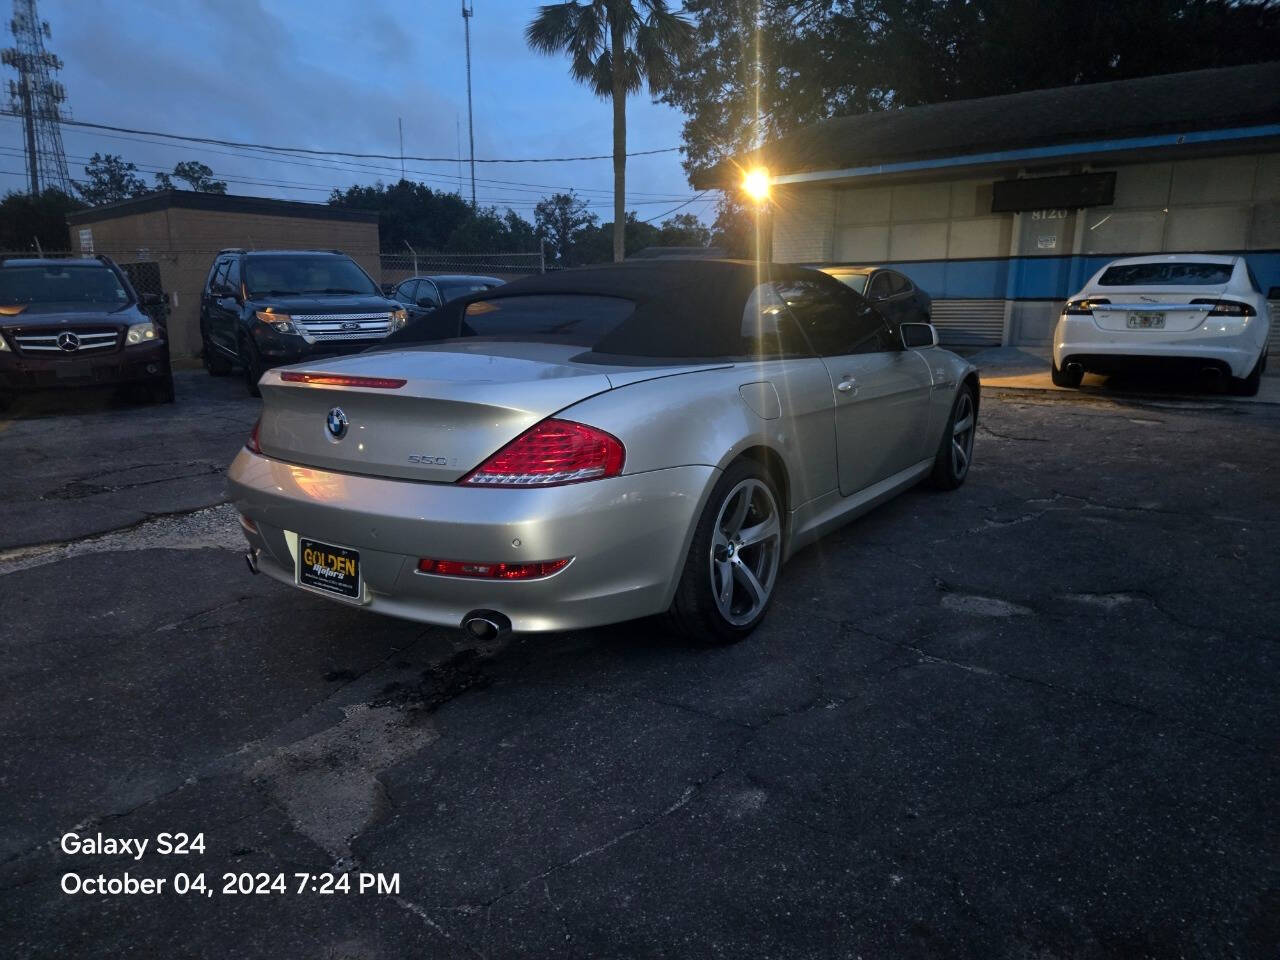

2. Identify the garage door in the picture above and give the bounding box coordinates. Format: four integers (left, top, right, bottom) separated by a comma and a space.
930, 300, 1005, 347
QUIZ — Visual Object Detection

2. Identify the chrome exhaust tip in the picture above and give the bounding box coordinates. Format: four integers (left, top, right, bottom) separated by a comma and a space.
461, 610, 512, 642
245, 549, 260, 575
1066, 361, 1084, 375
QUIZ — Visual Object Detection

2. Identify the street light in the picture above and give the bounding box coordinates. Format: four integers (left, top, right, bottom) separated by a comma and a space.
742, 167, 771, 203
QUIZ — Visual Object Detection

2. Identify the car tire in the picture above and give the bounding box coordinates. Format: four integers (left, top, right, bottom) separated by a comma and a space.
928, 383, 977, 490
1231, 352, 1265, 397
1051, 360, 1083, 388
202, 337, 232, 377
241, 335, 263, 398
667, 459, 783, 645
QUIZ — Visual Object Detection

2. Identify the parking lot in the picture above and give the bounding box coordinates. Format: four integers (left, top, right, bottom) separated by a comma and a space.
0, 370, 1276, 958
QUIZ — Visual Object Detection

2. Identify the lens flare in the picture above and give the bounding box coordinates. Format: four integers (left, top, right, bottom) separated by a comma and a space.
742, 167, 771, 202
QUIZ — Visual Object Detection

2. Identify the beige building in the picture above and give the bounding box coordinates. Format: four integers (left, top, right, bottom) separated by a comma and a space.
67, 191, 380, 357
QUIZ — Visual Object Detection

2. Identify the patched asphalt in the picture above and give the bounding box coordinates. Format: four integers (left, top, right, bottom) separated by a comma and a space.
0, 370, 1276, 958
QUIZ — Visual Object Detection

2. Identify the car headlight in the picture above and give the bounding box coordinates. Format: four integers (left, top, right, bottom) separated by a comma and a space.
0, 334, 10, 352
389, 307, 407, 332
125, 321, 158, 346
255, 310, 296, 334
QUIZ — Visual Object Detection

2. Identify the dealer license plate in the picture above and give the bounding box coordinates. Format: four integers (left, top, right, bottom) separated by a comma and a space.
297, 537, 361, 600
1127, 312, 1165, 329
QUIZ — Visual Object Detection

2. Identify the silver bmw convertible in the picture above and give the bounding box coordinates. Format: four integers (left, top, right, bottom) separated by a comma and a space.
228, 260, 979, 644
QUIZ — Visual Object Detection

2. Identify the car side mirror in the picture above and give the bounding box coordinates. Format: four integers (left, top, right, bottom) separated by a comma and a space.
901, 322, 938, 349
416, 296, 439, 309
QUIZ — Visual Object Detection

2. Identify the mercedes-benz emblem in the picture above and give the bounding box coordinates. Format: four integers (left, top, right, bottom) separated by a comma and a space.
56, 331, 81, 352
326, 407, 349, 440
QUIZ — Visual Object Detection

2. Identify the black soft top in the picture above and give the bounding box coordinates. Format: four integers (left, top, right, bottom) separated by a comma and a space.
381, 259, 842, 359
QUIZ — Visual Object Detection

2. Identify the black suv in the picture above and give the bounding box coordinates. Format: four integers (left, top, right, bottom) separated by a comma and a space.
200, 249, 406, 396
0, 255, 173, 406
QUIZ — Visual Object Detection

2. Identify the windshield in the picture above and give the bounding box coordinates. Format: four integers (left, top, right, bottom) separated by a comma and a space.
0, 265, 129, 306
824, 271, 869, 295
244, 255, 378, 297
1098, 262, 1233, 286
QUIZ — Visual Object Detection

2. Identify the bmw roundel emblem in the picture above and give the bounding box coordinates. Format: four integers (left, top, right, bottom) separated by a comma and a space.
326, 407, 349, 440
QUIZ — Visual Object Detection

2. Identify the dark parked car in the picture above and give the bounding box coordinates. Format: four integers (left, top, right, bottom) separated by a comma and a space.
820, 266, 932, 332
200, 249, 407, 396
390, 274, 503, 321
0, 256, 174, 406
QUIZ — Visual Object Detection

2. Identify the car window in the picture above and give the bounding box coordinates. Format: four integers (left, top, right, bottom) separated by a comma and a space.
416, 281, 441, 306
741, 284, 812, 359
243, 255, 379, 296
208, 258, 229, 293
1098, 262, 1233, 286
460, 294, 634, 345
225, 258, 241, 294
889, 271, 912, 295
0, 264, 129, 305
775, 278, 891, 356
867, 272, 894, 301
1245, 264, 1262, 294
394, 280, 417, 303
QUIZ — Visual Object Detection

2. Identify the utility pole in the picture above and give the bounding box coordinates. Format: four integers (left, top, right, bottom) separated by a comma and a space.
398, 117, 405, 182
461, 0, 476, 208
3, 0, 71, 195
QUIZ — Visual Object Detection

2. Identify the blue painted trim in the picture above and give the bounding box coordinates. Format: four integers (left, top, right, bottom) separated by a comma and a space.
877, 251, 1280, 301
772, 123, 1280, 185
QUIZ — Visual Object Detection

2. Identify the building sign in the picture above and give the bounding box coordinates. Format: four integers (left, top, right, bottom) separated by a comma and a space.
991, 172, 1116, 213
1036, 235, 1058, 249
77, 228, 93, 253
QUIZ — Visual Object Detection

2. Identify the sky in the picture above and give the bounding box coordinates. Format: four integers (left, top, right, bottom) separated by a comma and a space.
0, 0, 719, 228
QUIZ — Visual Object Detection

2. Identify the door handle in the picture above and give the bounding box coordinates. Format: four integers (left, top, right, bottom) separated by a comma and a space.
836, 378, 857, 394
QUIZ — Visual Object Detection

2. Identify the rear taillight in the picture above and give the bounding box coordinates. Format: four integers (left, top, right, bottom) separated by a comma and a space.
1189, 299, 1256, 317
246, 418, 262, 454
460, 419, 625, 487
1064, 297, 1110, 315
416, 557, 571, 579
280, 371, 407, 388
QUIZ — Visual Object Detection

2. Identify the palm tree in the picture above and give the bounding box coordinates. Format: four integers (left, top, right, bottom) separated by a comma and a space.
527, 1, 693, 263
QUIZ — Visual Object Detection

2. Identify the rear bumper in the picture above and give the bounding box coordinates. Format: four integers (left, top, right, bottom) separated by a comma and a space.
0, 341, 171, 392
1053, 314, 1267, 378
227, 449, 716, 632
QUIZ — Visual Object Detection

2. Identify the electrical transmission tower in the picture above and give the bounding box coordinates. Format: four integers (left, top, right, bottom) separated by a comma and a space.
2, 0, 71, 195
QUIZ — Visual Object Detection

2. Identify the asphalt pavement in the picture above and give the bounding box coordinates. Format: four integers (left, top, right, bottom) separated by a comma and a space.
0, 370, 1276, 958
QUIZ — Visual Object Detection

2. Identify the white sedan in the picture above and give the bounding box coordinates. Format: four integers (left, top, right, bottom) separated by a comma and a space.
1053, 254, 1270, 396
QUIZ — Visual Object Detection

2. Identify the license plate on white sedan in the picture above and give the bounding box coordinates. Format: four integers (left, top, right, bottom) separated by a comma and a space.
297, 537, 361, 600
1127, 312, 1165, 329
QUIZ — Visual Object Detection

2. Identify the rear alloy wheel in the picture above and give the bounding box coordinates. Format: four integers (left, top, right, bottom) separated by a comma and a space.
1231, 352, 1265, 397
929, 384, 976, 490
1051, 360, 1083, 387
241, 335, 263, 398
668, 460, 782, 644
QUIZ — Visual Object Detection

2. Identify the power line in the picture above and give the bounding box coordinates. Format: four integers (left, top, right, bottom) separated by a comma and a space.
640, 191, 712, 223
0, 110, 681, 163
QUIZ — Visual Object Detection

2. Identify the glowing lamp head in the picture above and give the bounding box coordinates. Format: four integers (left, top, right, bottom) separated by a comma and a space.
742, 167, 771, 202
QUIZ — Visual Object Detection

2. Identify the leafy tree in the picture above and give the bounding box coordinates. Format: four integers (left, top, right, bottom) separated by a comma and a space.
710, 194, 751, 258
173, 161, 227, 193
657, 212, 711, 247
446, 206, 539, 251
329, 180, 475, 251
664, 0, 1280, 177
0, 188, 87, 250
74, 153, 149, 206
534, 191, 599, 265
527, 0, 694, 263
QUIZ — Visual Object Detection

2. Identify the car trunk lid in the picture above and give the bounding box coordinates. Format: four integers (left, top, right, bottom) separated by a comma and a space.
257, 344, 617, 483
1090, 285, 1228, 333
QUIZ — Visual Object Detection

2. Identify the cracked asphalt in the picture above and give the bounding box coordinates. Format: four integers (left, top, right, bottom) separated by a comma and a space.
0, 371, 1276, 958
